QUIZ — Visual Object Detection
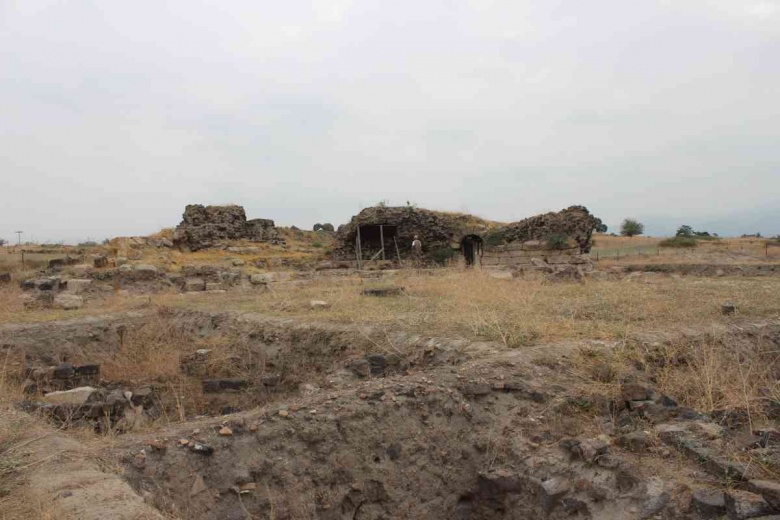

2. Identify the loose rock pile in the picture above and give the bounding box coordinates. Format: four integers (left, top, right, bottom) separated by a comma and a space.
21, 362, 157, 432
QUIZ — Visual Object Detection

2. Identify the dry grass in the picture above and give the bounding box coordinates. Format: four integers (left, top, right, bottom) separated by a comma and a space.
0, 284, 161, 324
0, 348, 48, 519
163, 271, 780, 347
595, 235, 780, 265
571, 329, 780, 416
593, 234, 663, 249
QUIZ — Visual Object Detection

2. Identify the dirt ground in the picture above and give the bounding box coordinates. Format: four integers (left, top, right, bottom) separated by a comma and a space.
2, 241, 780, 519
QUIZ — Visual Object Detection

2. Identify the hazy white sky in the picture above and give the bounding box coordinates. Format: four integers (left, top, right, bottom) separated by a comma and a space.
1, 0, 778, 242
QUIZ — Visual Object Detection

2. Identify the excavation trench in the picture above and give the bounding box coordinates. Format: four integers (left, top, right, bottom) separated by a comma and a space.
0, 310, 647, 519
5, 313, 780, 519
0, 309, 468, 432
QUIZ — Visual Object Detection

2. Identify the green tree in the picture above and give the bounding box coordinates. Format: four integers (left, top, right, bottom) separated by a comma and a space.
594, 218, 608, 233
676, 225, 694, 237
620, 218, 645, 237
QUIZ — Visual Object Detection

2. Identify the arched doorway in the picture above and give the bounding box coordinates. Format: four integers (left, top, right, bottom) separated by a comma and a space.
460, 235, 483, 267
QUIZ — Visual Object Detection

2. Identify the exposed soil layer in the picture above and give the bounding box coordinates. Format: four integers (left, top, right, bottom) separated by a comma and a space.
6, 312, 780, 519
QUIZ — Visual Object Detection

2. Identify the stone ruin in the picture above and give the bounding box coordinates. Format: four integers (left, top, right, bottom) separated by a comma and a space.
492, 205, 600, 254
333, 205, 495, 262
332, 204, 602, 272
173, 204, 282, 251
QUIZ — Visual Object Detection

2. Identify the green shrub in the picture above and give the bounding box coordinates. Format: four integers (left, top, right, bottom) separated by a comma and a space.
545, 233, 569, 250
429, 246, 456, 265
483, 232, 504, 247
659, 236, 698, 248
312, 242, 323, 248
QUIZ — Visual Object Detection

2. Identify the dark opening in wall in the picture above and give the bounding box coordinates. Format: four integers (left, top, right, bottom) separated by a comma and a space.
461, 234, 483, 267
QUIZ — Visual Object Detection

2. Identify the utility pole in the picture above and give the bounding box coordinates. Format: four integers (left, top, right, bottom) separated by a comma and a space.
14, 231, 23, 246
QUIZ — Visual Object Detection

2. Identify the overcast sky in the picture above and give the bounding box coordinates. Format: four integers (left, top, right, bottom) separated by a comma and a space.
1, 0, 778, 243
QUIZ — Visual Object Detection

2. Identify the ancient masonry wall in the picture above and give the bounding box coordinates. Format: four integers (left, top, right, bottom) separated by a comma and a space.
480, 240, 590, 268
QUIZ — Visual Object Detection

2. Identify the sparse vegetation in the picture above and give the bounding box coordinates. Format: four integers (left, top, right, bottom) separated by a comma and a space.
544, 233, 570, 250
429, 246, 456, 265
659, 236, 698, 248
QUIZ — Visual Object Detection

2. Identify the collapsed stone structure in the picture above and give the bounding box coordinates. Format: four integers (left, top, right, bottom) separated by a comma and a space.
333, 205, 601, 270
333, 205, 496, 263
491, 205, 600, 254
173, 204, 282, 251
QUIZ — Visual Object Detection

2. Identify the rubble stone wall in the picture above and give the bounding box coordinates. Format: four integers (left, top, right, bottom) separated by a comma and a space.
493, 205, 600, 254
173, 205, 281, 251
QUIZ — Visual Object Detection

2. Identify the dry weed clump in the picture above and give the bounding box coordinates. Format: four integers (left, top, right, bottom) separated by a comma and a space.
97, 309, 276, 421
0, 286, 24, 323
570, 327, 780, 431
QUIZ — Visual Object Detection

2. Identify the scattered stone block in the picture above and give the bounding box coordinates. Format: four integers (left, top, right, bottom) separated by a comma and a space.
747, 480, 780, 510
65, 278, 92, 294
0, 272, 11, 284
350, 359, 371, 378
621, 382, 652, 402
250, 273, 272, 285
725, 490, 773, 519
184, 278, 205, 292
693, 421, 725, 439
575, 438, 610, 463
618, 431, 652, 453
691, 489, 726, 519
70, 264, 93, 277
722, 302, 737, 316
189, 443, 214, 456
232, 259, 245, 266
640, 492, 670, 519
53, 363, 75, 379
309, 300, 330, 309
205, 283, 223, 291
540, 477, 570, 512
488, 271, 513, 279
458, 380, 492, 397
42, 386, 97, 405
362, 287, 404, 297
202, 378, 249, 393
53, 294, 83, 310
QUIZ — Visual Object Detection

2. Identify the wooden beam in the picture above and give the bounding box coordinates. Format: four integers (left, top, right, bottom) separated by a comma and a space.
393, 236, 401, 264
379, 225, 386, 260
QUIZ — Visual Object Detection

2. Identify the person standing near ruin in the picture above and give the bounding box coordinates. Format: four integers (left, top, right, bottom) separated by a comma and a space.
411, 235, 422, 265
